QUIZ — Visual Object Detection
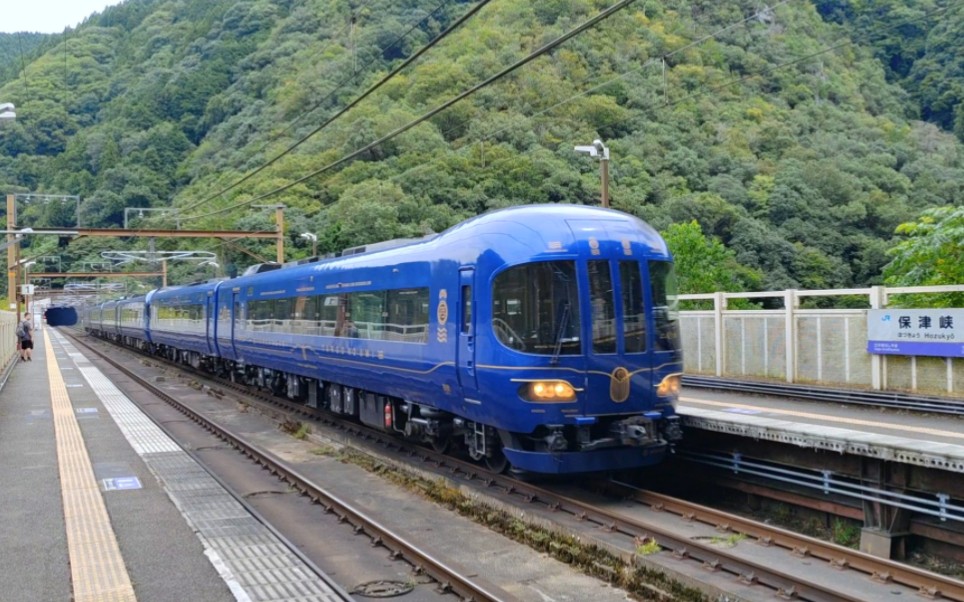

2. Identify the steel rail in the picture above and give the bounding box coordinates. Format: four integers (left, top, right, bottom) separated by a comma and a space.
73, 330, 962, 601
67, 331, 518, 602
172, 383, 892, 601
608, 482, 964, 602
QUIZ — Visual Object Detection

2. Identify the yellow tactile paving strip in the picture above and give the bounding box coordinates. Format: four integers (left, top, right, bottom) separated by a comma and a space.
44, 329, 137, 602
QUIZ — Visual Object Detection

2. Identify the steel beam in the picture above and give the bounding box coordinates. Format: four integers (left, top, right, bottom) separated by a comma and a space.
17, 227, 278, 239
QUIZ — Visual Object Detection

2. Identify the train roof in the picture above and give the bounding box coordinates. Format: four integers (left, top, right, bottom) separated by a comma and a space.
196, 204, 670, 293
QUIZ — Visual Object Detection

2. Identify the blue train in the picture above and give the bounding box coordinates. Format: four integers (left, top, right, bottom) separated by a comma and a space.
83, 204, 683, 473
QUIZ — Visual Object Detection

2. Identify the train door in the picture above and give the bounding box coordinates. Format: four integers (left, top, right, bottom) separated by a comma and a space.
205, 291, 216, 355
229, 289, 241, 359
456, 268, 478, 398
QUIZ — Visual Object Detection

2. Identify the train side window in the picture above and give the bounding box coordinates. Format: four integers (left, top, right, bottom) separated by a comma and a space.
387, 288, 429, 343
620, 261, 646, 353
320, 295, 339, 335
277, 297, 290, 330
346, 291, 384, 340
461, 285, 471, 334
588, 260, 616, 354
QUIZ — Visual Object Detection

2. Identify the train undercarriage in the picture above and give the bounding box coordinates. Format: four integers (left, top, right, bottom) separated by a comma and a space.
92, 332, 679, 473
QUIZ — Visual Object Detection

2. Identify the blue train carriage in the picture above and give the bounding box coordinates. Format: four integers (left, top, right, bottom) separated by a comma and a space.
80, 302, 97, 334
97, 299, 122, 341
116, 293, 152, 351
447, 204, 683, 473
149, 280, 221, 368
221, 245, 442, 408
222, 204, 682, 474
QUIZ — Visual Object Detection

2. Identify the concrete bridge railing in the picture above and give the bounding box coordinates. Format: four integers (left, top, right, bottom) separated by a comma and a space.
679, 285, 964, 395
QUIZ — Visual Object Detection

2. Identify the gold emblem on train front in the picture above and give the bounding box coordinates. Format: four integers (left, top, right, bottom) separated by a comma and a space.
610, 367, 631, 402
589, 237, 600, 256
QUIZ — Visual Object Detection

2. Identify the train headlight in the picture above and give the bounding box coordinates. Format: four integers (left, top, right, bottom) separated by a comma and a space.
656, 373, 682, 399
520, 380, 577, 403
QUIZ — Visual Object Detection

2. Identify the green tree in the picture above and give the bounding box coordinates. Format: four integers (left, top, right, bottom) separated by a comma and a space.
883, 205, 964, 306
662, 220, 761, 295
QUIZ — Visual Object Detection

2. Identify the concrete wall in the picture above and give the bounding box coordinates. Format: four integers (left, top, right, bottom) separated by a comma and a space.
0, 310, 19, 369
679, 286, 963, 395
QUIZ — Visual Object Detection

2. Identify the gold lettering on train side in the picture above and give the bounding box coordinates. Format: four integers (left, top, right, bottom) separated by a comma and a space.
437, 289, 449, 343
610, 367, 631, 403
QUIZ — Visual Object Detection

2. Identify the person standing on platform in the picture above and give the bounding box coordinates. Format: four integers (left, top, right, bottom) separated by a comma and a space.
16, 317, 33, 362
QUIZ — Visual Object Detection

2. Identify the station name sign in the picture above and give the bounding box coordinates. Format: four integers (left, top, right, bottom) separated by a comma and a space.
867, 309, 964, 358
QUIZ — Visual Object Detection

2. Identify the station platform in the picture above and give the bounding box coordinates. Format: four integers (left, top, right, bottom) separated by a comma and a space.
678, 388, 964, 473
0, 327, 348, 602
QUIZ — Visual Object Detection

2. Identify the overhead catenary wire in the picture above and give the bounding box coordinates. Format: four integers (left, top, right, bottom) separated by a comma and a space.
456, 1, 950, 164
188, 0, 946, 226
460, 0, 796, 147
177, 0, 493, 217
403, 1, 951, 206
17, 32, 30, 93
182, 0, 641, 222
202, 1, 377, 159
188, 0, 790, 220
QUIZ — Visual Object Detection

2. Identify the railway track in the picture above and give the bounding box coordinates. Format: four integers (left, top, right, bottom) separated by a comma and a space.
65, 330, 517, 602
70, 330, 964, 602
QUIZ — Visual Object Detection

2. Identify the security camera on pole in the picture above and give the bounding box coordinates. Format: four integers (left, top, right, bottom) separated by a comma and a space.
574, 139, 610, 208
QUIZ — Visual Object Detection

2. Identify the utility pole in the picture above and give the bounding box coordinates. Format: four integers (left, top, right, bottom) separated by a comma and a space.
275, 205, 285, 263
7, 194, 18, 317
574, 139, 611, 208
254, 204, 286, 263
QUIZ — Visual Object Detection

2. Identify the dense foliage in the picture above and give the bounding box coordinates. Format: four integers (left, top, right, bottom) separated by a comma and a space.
883, 206, 964, 307
0, 0, 962, 296
815, 0, 964, 141
0, 33, 48, 80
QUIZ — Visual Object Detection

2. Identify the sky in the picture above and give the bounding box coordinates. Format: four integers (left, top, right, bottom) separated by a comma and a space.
2, 1, 124, 34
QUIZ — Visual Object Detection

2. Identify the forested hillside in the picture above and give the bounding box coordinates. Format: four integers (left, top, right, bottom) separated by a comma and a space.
0, 0, 961, 291
815, 0, 964, 141
0, 33, 48, 80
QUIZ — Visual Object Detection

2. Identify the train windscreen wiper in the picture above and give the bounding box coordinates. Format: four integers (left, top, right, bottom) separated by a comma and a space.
550, 303, 571, 366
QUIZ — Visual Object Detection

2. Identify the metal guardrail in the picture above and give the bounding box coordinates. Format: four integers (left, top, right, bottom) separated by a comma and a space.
682, 375, 964, 416
679, 449, 964, 524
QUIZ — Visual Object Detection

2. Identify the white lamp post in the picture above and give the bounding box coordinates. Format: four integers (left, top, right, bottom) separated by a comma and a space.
574, 139, 610, 208
300, 232, 318, 257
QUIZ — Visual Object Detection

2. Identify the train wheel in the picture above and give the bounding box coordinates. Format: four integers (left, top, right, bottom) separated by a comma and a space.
430, 434, 451, 454
485, 442, 508, 473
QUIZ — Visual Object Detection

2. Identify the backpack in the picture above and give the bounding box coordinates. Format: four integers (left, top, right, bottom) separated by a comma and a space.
16, 321, 26, 339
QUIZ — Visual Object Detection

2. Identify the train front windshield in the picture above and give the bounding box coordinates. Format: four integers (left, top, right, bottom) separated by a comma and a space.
492, 259, 680, 356
491, 261, 582, 355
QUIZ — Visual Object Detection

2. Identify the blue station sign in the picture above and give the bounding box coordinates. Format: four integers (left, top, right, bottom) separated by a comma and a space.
867, 309, 964, 358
